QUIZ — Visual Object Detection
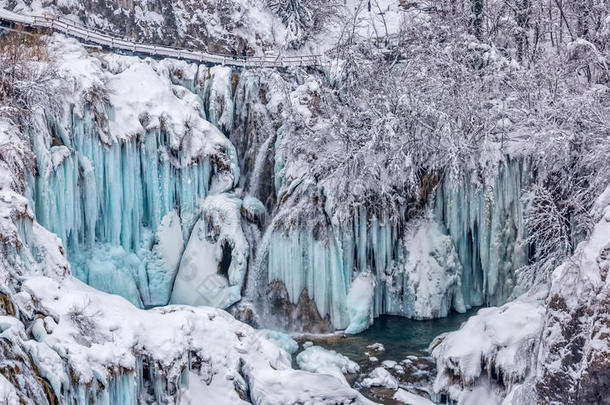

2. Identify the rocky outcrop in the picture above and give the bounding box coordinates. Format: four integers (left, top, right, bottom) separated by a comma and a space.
536, 230, 610, 404
265, 280, 333, 333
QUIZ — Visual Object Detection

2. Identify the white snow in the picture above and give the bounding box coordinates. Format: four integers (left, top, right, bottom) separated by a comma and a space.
393, 389, 435, 405
0, 374, 19, 405
156, 211, 184, 277
360, 367, 398, 390
391, 220, 466, 319
296, 345, 360, 386
13, 275, 373, 404
431, 298, 545, 402
171, 194, 248, 309
52, 35, 238, 176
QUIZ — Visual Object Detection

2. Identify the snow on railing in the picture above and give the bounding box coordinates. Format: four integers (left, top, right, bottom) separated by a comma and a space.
0, 8, 327, 68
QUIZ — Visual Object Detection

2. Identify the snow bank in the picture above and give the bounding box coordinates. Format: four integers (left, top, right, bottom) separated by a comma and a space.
243, 364, 376, 405
431, 299, 545, 402
8, 274, 374, 405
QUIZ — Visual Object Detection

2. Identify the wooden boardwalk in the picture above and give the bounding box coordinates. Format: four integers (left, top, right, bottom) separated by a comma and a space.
0, 8, 327, 68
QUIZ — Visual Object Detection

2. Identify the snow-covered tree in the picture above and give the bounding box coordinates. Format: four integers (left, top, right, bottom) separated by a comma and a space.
267, 0, 340, 48
0, 30, 63, 124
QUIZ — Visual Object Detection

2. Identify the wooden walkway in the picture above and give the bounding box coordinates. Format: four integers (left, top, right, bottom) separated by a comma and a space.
0, 8, 328, 68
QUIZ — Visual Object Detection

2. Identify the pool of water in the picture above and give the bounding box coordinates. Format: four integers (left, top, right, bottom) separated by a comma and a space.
294, 309, 480, 404
296, 308, 478, 362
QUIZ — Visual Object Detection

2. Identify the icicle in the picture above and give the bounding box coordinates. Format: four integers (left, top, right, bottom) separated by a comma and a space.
28, 111, 214, 307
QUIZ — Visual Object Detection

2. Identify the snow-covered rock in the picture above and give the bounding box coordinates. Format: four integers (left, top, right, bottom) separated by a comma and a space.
393, 389, 435, 405
367, 343, 385, 352
535, 188, 610, 404
382, 360, 397, 368
431, 298, 545, 402
296, 345, 360, 385
360, 367, 399, 390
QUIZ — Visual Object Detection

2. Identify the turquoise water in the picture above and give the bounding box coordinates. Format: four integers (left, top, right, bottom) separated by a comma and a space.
294, 310, 480, 404
296, 309, 479, 363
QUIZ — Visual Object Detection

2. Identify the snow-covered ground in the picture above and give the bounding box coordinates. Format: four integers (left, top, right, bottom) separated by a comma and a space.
4, 273, 375, 404
431, 298, 545, 403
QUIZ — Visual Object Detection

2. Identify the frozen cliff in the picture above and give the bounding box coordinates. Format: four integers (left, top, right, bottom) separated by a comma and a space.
11, 30, 534, 337
0, 34, 375, 404
26, 36, 244, 308
1, 0, 608, 401
431, 186, 610, 404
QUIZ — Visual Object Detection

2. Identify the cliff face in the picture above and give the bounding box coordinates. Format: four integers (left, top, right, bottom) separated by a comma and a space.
536, 193, 610, 405
1, 0, 285, 53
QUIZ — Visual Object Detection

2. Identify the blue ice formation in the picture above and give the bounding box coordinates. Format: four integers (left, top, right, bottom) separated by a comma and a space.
266, 160, 530, 331
26, 107, 239, 307
257, 330, 299, 354
434, 159, 530, 308
23, 54, 531, 335
170, 193, 248, 309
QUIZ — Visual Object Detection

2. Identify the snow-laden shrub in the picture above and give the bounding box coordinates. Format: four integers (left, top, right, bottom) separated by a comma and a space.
0, 30, 64, 124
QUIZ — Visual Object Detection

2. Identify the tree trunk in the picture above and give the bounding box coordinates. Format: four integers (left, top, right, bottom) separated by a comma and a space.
471, 0, 483, 40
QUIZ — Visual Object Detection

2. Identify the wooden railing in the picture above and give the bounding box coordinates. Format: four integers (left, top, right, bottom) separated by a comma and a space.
0, 8, 328, 68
